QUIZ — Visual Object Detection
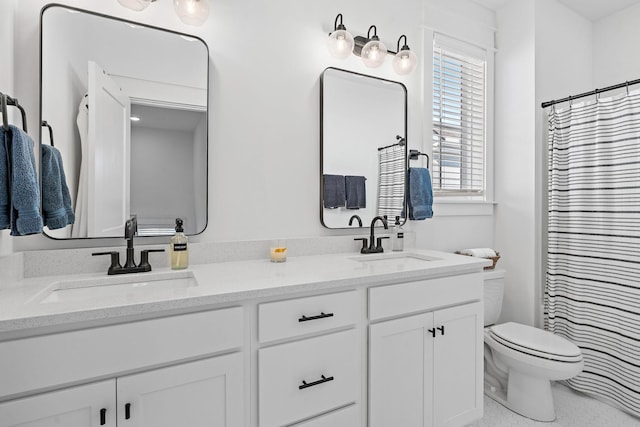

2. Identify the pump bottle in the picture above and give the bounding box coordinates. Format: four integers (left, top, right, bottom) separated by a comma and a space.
170, 218, 189, 269
391, 216, 404, 251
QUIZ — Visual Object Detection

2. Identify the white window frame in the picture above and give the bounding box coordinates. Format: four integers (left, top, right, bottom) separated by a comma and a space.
424, 30, 495, 216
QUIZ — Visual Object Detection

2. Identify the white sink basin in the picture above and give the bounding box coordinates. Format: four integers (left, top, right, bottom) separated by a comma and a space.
35, 271, 198, 304
351, 252, 439, 268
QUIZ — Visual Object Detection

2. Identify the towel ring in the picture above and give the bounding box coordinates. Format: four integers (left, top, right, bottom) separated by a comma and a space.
409, 149, 430, 169
42, 121, 55, 147
1, 94, 8, 131
0, 93, 28, 132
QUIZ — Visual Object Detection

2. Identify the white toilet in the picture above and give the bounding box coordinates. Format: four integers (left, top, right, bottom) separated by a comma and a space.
483, 270, 584, 422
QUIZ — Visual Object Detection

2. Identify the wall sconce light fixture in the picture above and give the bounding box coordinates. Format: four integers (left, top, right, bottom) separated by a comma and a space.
328, 14, 417, 75
327, 13, 354, 59
356, 26, 387, 68
117, 0, 209, 26
392, 35, 417, 75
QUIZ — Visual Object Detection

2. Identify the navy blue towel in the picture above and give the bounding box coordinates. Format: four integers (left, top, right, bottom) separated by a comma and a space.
42, 145, 75, 230
345, 175, 366, 209
407, 167, 433, 220
0, 127, 9, 229
323, 174, 346, 208
1, 125, 43, 235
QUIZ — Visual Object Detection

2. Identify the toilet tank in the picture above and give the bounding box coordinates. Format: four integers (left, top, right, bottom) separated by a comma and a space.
483, 269, 505, 326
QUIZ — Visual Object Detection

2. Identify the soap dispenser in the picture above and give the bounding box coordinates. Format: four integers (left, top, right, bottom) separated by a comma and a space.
391, 216, 404, 252
170, 218, 189, 270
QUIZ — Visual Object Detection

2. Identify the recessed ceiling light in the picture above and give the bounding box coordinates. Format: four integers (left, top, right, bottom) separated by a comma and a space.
130, 116, 141, 122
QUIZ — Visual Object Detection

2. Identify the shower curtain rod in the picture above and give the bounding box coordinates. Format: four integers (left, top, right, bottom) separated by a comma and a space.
541, 78, 640, 108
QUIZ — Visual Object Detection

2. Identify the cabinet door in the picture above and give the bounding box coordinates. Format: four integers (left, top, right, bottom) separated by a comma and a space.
117, 353, 243, 427
433, 302, 483, 427
0, 380, 115, 427
369, 312, 433, 427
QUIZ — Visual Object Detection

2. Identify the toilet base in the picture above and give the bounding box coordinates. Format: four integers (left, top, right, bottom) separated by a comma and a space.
508, 370, 556, 421
484, 371, 556, 422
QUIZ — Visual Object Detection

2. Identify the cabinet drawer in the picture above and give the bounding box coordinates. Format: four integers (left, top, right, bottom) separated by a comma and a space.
292, 404, 359, 427
0, 307, 243, 399
259, 330, 360, 426
369, 274, 481, 321
259, 291, 359, 343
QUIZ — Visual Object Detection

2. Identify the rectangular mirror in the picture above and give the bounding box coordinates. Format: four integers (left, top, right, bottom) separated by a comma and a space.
40, 4, 208, 239
320, 67, 407, 229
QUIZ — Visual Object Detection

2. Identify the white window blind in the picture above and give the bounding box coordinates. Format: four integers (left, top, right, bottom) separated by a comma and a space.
432, 35, 486, 197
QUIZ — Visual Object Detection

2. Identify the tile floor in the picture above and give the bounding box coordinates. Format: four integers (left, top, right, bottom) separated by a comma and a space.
468, 383, 640, 427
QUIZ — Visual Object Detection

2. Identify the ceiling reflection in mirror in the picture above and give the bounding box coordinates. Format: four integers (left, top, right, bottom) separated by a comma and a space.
320, 68, 407, 229
40, 4, 208, 239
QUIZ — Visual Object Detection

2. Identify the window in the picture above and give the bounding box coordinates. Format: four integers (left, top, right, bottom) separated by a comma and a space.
432, 35, 486, 198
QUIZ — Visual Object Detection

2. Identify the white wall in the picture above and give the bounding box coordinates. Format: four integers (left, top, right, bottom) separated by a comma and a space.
493, 0, 592, 327
593, 3, 640, 89
7, 0, 498, 254
494, 0, 537, 326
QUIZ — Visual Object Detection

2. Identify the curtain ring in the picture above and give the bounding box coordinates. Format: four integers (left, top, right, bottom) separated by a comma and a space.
594, 89, 599, 102
626, 81, 630, 95
568, 95, 573, 108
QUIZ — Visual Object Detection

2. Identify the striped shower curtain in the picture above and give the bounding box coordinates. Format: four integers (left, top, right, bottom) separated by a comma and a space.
377, 145, 405, 219
545, 90, 640, 416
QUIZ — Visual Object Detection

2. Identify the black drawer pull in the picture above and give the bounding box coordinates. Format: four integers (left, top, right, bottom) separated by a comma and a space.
100, 408, 107, 425
125, 403, 131, 420
298, 312, 334, 322
437, 325, 445, 335
299, 374, 334, 390
428, 328, 436, 337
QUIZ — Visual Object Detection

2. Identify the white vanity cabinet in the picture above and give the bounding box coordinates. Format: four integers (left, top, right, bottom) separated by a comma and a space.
0, 307, 245, 427
0, 380, 116, 427
116, 353, 243, 427
257, 290, 361, 427
0, 353, 243, 427
368, 275, 483, 427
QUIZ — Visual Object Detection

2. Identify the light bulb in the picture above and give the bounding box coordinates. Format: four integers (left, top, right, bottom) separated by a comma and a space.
174, 0, 209, 26
393, 49, 417, 75
328, 29, 354, 59
117, 0, 153, 11
361, 39, 387, 68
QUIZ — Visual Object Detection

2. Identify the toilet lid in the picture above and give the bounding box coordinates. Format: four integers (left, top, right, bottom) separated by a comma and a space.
489, 322, 582, 362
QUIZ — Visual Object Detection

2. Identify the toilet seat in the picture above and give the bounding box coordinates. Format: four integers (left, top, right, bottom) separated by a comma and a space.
487, 322, 582, 363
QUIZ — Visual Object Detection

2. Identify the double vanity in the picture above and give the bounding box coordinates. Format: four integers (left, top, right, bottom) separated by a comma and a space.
0, 248, 488, 427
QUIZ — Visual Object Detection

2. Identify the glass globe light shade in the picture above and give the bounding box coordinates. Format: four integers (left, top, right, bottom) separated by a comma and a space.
174, 0, 210, 26
117, 0, 153, 11
328, 29, 354, 59
361, 39, 387, 68
393, 49, 417, 75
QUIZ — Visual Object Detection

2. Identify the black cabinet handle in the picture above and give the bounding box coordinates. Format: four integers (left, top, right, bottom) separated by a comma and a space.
125, 403, 131, 420
100, 408, 106, 425
428, 328, 436, 337
298, 312, 334, 322
299, 374, 334, 390
437, 326, 445, 335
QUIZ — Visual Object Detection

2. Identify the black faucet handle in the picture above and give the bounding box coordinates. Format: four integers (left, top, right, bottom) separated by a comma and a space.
376, 236, 390, 250
354, 237, 368, 253
92, 251, 122, 275
139, 249, 165, 271
124, 216, 138, 240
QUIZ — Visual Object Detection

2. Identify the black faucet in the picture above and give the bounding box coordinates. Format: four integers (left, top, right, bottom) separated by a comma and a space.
354, 215, 389, 254
348, 214, 363, 227
92, 216, 164, 275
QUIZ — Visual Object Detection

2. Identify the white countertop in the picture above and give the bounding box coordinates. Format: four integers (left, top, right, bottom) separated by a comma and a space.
0, 249, 490, 340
